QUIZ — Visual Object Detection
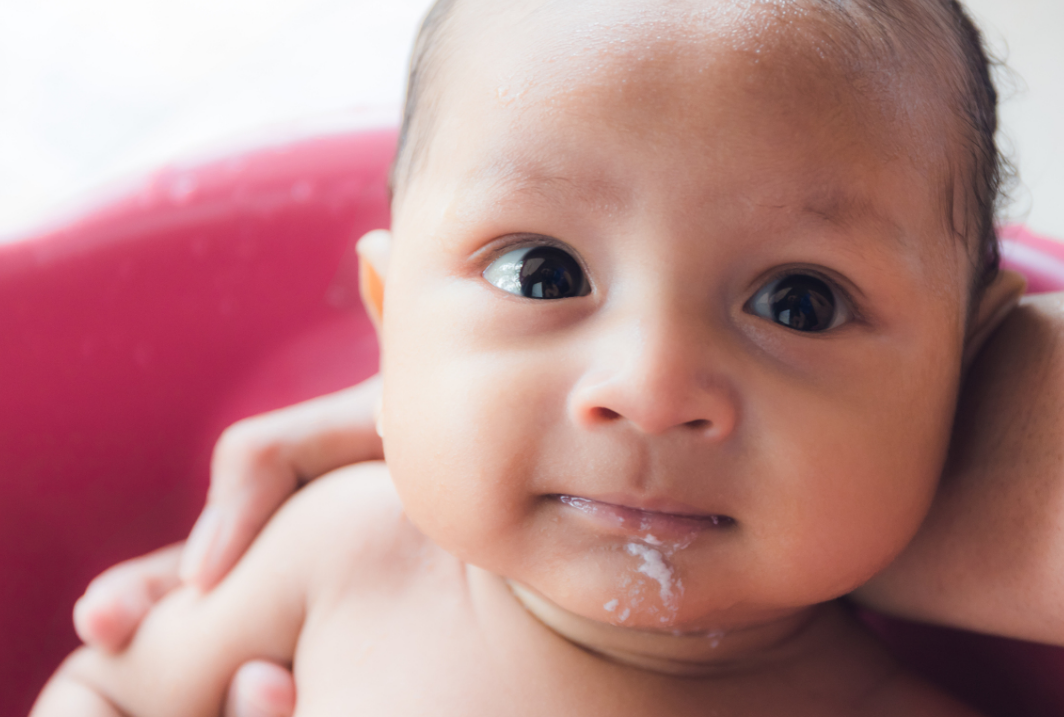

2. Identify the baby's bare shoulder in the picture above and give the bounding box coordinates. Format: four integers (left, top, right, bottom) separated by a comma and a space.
272, 462, 435, 601
277, 461, 403, 538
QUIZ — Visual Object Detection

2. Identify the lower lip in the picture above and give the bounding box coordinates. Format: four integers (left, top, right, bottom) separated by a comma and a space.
553, 495, 735, 542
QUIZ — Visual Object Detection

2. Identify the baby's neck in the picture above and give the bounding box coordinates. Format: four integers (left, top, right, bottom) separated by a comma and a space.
465, 565, 832, 677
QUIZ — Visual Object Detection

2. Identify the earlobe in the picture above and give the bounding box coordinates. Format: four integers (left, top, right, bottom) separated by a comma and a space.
963, 268, 1027, 369
356, 229, 392, 331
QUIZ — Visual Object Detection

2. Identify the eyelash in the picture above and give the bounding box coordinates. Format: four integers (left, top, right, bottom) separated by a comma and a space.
479, 235, 587, 269
479, 236, 593, 298
773, 267, 858, 313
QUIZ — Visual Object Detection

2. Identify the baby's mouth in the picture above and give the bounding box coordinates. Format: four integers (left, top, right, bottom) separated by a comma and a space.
552, 494, 736, 542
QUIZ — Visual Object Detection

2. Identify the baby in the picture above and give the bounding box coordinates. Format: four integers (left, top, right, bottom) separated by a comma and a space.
33, 0, 1033, 714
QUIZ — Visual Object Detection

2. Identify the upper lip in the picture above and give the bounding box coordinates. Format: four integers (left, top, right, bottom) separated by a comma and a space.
564, 493, 726, 520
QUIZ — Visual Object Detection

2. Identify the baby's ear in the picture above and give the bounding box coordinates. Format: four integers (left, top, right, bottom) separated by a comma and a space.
963, 268, 1027, 369
356, 229, 392, 332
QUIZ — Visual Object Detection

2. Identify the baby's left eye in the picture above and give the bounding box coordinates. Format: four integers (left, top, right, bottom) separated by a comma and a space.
483, 245, 590, 299
747, 273, 849, 332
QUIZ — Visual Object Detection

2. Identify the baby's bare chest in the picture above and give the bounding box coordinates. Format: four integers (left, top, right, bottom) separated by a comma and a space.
284, 563, 960, 717
292, 594, 583, 714
289, 564, 725, 717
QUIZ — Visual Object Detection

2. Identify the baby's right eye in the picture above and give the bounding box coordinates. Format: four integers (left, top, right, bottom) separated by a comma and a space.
747, 272, 849, 332
483, 245, 590, 299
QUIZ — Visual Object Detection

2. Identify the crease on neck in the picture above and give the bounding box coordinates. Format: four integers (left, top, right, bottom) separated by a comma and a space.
491, 572, 823, 678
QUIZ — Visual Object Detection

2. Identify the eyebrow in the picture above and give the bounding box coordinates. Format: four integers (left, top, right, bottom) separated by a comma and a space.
470, 158, 631, 212
799, 187, 905, 240
471, 157, 910, 246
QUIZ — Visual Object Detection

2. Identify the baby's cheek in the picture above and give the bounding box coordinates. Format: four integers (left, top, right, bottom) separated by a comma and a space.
382, 352, 546, 566
743, 358, 952, 599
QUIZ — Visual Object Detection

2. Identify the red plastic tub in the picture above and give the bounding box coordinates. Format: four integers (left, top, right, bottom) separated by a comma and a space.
1, 125, 1062, 717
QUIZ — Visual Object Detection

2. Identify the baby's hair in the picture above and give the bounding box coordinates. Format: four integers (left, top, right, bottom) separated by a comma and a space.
390, 0, 1009, 298
940, 0, 1010, 296
808, 0, 1010, 298
389, 0, 459, 205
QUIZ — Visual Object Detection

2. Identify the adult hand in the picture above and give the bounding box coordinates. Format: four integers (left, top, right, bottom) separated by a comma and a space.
72, 547, 298, 717
180, 374, 384, 590
72, 374, 384, 709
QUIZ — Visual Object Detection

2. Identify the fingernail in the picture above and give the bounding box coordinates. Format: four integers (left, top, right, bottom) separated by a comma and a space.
180, 506, 222, 585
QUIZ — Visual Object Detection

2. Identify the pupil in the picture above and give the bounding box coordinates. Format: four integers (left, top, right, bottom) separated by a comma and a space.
768, 275, 835, 331
518, 247, 584, 299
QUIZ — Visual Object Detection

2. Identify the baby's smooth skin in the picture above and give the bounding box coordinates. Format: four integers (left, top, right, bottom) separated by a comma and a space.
35, 1, 1022, 715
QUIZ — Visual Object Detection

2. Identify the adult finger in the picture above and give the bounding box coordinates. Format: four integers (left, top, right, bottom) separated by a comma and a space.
180, 374, 384, 590
223, 661, 297, 717
73, 543, 183, 653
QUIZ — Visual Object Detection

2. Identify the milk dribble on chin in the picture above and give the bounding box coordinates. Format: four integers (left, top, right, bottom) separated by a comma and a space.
557, 494, 706, 628
620, 541, 684, 626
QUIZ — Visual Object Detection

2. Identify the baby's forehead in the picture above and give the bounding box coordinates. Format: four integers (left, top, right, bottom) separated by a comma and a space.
443, 0, 917, 76
396, 0, 973, 252
416, 3, 934, 197
450, 0, 828, 47
432, 0, 941, 158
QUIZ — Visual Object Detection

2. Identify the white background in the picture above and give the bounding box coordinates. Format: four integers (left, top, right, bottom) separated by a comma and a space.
0, 0, 1060, 239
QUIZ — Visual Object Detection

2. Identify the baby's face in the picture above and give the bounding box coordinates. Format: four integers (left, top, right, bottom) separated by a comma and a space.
380, 1, 971, 632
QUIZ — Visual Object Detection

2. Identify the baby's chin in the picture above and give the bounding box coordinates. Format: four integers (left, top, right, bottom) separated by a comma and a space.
512, 578, 724, 636
405, 496, 868, 634
485, 541, 865, 639
482, 546, 721, 634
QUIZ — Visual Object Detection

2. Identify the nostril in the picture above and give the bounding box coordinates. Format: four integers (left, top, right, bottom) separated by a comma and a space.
591, 407, 621, 421
685, 419, 712, 430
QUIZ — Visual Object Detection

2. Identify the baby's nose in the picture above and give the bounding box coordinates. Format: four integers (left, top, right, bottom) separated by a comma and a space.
567, 315, 739, 439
